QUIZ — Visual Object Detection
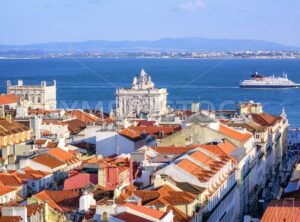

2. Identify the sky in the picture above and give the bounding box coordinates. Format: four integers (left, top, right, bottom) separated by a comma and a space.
0, 0, 299, 46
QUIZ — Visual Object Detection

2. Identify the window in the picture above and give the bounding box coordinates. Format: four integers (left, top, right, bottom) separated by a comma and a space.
255, 134, 260, 139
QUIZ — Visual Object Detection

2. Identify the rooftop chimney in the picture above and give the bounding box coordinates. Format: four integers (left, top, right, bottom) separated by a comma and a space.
18, 80, 23, 86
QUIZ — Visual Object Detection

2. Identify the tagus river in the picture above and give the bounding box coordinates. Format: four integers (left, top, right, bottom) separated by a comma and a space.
0, 58, 300, 127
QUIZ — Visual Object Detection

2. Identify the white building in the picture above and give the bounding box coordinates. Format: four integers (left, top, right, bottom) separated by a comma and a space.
116, 69, 168, 119
7, 80, 57, 110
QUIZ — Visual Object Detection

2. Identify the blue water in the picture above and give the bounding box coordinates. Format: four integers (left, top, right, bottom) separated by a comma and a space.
0, 58, 300, 127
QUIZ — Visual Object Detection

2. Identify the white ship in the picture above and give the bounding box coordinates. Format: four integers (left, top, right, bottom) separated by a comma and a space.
240, 72, 300, 88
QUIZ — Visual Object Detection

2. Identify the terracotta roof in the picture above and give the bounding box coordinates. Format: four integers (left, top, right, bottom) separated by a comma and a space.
219, 124, 252, 142
26, 204, 44, 216
252, 112, 281, 127
0, 94, 19, 105
34, 139, 47, 145
46, 148, 74, 162
28, 109, 60, 115
0, 186, 17, 196
0, 118, 30, 137
128, 125, 181, 139
136, 120, 156, 127
118, 128, 146, 141
66, 110, 100, 124
13, 167, 50, 181
123, 203, 166, 219
115, 212, 152, 222
46, 141, 58, 148
64, 119, 86, 135
0, 216, 22, 222
0, 174, 23, 187
201, 139, 236, 156
33, 190, 81, 213
64, 173, 98, 190
261, 200, 300, 222
31, 154, 65, 169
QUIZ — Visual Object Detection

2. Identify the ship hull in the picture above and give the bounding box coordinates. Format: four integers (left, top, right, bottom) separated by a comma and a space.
240, 84, 300, 89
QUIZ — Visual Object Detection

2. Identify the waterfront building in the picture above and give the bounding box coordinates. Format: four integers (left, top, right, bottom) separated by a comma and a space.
7, 80, 57, 110
116, 69, 168, 119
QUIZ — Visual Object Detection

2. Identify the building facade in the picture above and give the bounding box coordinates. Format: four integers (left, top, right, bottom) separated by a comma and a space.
7, 80, 57, 110
116, 69, 168, 119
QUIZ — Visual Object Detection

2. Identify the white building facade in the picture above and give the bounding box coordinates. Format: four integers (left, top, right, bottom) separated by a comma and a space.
116, 69, 168, 119
7, 80, 57, 110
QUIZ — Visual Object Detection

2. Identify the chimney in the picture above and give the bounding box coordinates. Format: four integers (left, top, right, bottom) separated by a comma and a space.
17, 80, 23, 86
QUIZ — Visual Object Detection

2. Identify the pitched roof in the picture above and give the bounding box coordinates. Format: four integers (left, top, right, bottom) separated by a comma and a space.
0, 94, 19, 105
26, 204, 44, 216
13, 167, 51, 181
0, 216, 22, 222
0, 186, 17, 196
118, 128, 146, 141
0, 174, 23, 187
115, 212, 152, 222
66, 110, 100, 124
31, 154, 65, 169
261, 200, 300, 222
201, 139, 236, 156
33, 190, 81, 213
123, 203, 166, 220
128, 125, 181, 139
218, 124, 252, 142
64, 119, 87, 135
64, 173, 98, 190
252, 112, 281, 126
0, 118, 30, 137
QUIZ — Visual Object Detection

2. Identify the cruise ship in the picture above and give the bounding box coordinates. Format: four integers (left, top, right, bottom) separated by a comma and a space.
240, 72, 300, 88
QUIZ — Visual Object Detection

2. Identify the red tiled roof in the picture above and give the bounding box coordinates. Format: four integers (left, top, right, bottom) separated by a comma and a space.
137, 120, 156, 127
64, 119, 86, 135
115, 212, 152, 222
0, 94, 19, 105
13, 167, 50, 181
118, 128, 145, 141
0, 216, 22, 222
64, 173, 98, 190
0, 174, 23, 187
252, 112, 281, 127
46, 148, 74, 162
31, 154, 65, 169
128, 125, 181, 139
28, 109, 60, 115
0, 186, 16, 196
66, 110, 100, 124
201, 139, 236, 156
34, 190, 81, 213
123, 203, 166, 219
34, 139, 47, 145
261, 200, 300, 222
219, 124, 252, 142
26, 204, 44, 216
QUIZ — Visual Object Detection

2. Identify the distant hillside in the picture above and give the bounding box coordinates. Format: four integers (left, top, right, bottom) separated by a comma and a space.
0, 38, 298, 52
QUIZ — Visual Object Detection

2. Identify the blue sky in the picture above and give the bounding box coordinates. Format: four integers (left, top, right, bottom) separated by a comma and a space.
0, 0, 299, 46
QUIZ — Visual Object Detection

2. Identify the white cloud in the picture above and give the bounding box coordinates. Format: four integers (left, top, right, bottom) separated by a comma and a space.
179, 0, 205, 12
